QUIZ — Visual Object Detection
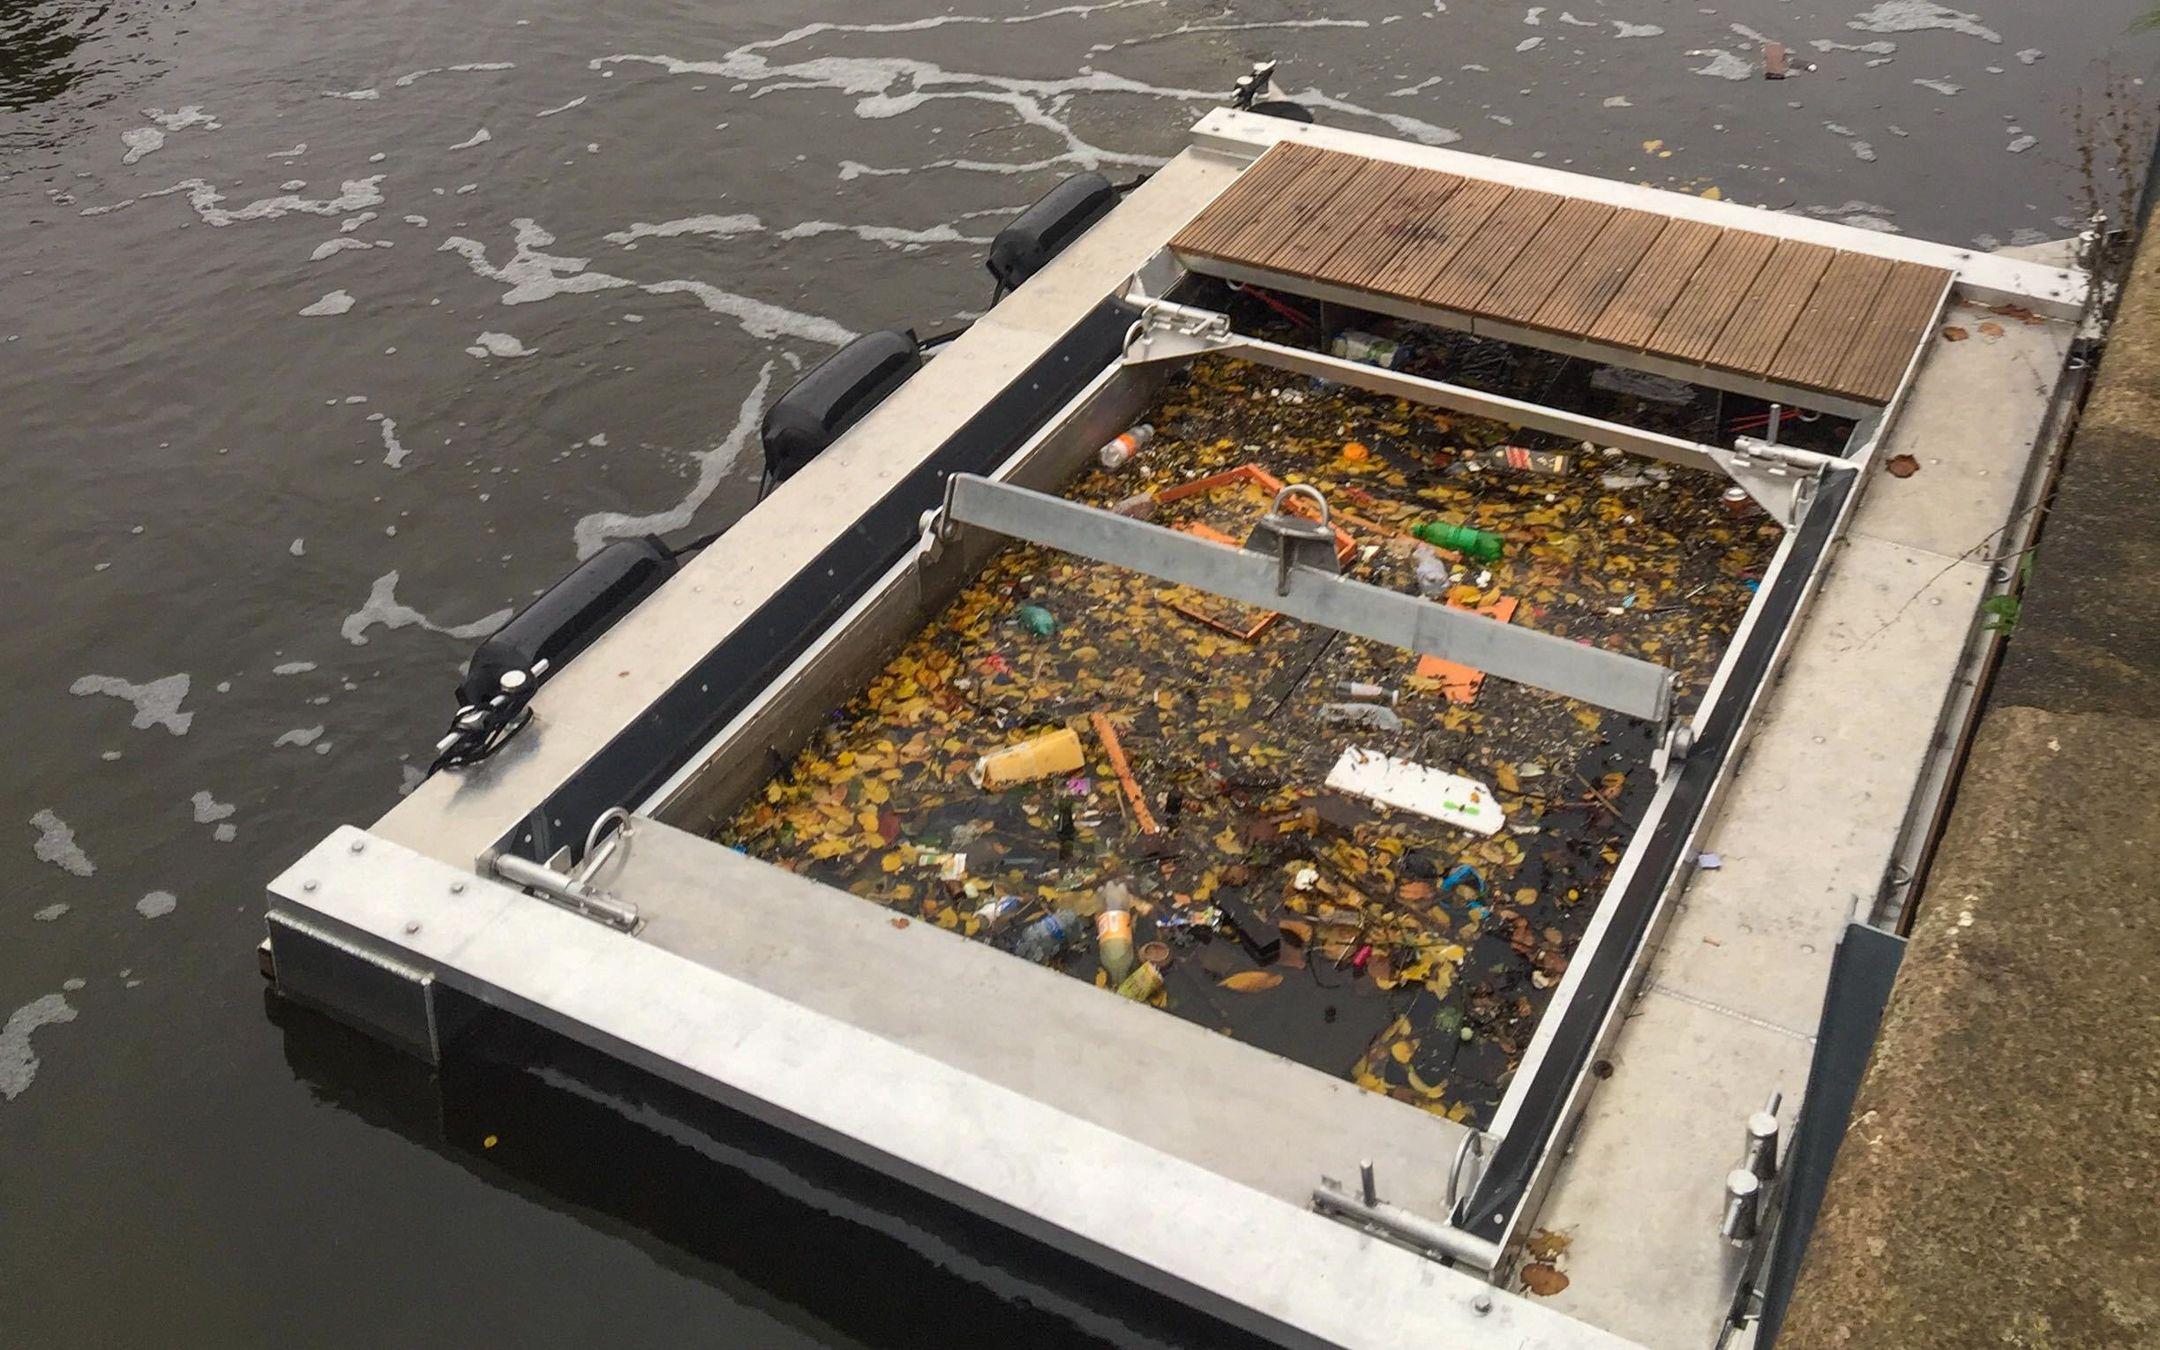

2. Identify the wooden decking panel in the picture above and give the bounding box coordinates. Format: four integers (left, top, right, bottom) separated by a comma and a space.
1359, 177, 1512, 299
1831, 261, 1953, 403
1264, 159, 1418, 278
1768, 252, 1894, 392
1169, 144, 1954, 404
1706, 239, 1837, 376
1530, 208, 1670, 335
1646, 231, 1779, 363
1168, 144, 1326, 258
1316, 170, 1469, 291
1209, 149, 1366, 265
1586, 218, 1724, 349
1480, 198, 1618, 324
1421, 189, 1564, 311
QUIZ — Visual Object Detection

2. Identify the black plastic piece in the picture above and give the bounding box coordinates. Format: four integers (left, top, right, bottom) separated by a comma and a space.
458, 536, 677, 706
760, 330, 924, 485
1219, 896, 1281, 963
1246, 100, 1314, 124
986, 172, 1118, 295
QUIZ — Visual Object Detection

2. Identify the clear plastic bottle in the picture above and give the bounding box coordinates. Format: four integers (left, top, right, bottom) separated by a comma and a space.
1097, 423, 1156, 470
1013, 908, 1081, 963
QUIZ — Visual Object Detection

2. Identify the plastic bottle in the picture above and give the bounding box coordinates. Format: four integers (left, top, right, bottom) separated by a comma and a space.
1095, 883, 1136, 985
1097, 422, 1156, 470
974, 895, 1026, 933
1013, 908, 1081, 963
1412, 520, 1505, 564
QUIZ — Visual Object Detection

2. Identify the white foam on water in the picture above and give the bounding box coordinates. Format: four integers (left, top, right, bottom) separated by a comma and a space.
1805, 200, 1900, 232
392, 61, 517, 88
1691, 50, 1755, 81
2, 994, 77, 1100
1610, 21, 1663, 37
1813, 38, 1897, 52
605, 213, 766, 245
300, 289, 354, 316
1095, 18, 1368, 51
371, 414, 409, 466
536, 95, 588, 117
638, 279, 857, 344
440, 218, 637, 304
341, 572, 513, 645
30, 810, 95, 877
120, 127, 166, 164
68, 673, 194, 734
274, 725, 325, 747
80, 175, 385, 226
2006, 134, 2036, 153
310, 237, 375, 261
268, 143, 307, 158
1555, 11, 1597, 26
1515, 36, 1543, 52
34, 904, 69, 922
323, 88, 381, 100
214, 823, 237, 842
2016, 47, 2041, 64
572, 363, 773, 559
1392, 77, 1445, 97
1848, 1, 2000, 42
339, 211, 379, 233
147, 105, 219, 131
777, 219, 991, 248
190, 791, 237, 823
272, 660, 315, 674
467, 331, 538, 357
1602, 95, 1632, 107
1913, 77, 1962, 94
289, 538, 306, 556
135, 890, 177, 919
1850, 140, 1877, 162
450, 128, 493, 149
1524, 7, 1544, 23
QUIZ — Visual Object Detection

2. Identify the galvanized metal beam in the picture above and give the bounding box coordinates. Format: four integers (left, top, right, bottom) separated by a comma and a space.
939, 474, 1676, 722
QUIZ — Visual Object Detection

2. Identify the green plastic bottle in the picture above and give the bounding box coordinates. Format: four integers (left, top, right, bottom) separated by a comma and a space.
1412, 520, 1505, 564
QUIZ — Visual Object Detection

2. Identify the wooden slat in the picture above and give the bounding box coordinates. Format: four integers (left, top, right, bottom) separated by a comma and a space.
1767, 252, 1894, 391
1644, 230, 1779, 363
1479, 199, 1618, 323
1168, 144, 1327, 258
1528, 209, 1670, 335
1357, 177, 1512, 298
1264, 159, 1418, 278
1208, 149, 1370, 266
1586, 218, 1722, 348
1704, 239, 1837, 376
1313, 169, 1468, 291
1830, 260, 1954, 403
1420, 188, 1563, 310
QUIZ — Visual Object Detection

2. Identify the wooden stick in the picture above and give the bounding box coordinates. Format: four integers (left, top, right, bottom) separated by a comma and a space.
1089, 712, 1162, 835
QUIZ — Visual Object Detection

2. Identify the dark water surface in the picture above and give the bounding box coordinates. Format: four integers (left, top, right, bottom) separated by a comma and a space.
3, 0, 2150, 1343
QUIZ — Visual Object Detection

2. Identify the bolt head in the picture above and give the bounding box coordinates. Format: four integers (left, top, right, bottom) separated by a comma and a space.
404, 921, 421, 935
348, 839, 366, 854
449, 881, 466, 894
1470, 1293, 1493, 1315
301, 879, 318, 893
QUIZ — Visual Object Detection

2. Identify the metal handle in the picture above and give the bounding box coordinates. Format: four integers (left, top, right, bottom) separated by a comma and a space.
1447, 1131, 1487, 1217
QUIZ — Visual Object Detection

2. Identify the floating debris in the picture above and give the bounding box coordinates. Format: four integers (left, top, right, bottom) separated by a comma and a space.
719, 355, 1778, 1124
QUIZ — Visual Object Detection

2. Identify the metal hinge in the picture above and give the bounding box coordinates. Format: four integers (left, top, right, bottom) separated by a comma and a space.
1712, 437, 1830, 529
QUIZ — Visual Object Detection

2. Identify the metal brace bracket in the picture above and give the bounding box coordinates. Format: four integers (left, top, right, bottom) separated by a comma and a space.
1121, 298, 1234, 365
1712, 436, 1829, 529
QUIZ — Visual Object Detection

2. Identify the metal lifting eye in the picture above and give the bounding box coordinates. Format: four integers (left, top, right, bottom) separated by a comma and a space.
1245, 484, 1339, 595
1271, 482, 1329, 524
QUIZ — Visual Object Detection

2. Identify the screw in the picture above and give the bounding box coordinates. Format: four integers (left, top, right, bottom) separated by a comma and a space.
449, 881, 466, 895
1470, 1293, 1493, 1316
1359, 1159, 1378, 1207
404, 921, 421, 935
301, 879, 318, 893
348, 839, 366, 854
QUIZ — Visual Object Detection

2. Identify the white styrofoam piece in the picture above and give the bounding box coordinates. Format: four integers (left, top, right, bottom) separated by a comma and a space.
1324, 747, 1506, 835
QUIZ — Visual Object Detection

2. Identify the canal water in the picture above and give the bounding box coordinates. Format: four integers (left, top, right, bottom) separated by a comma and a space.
3, 0, 2149, 1342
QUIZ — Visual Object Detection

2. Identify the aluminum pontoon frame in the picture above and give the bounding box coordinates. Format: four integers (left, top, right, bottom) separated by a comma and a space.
261, 111, 2088, 1347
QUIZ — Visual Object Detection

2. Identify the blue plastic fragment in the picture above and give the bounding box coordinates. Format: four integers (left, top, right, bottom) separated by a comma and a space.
1441, 863, 1486, 896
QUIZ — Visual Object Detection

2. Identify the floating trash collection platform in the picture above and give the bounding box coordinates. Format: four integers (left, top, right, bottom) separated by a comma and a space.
719, 355, 1779, 1125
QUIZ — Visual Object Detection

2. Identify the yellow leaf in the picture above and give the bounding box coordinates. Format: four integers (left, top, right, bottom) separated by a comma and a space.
857, 810, 881, 834
1389, 1038, 1414, 1064
1219, 971, 1284, 993
1494, 763, 1520, 794
881, 852, 904, 874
